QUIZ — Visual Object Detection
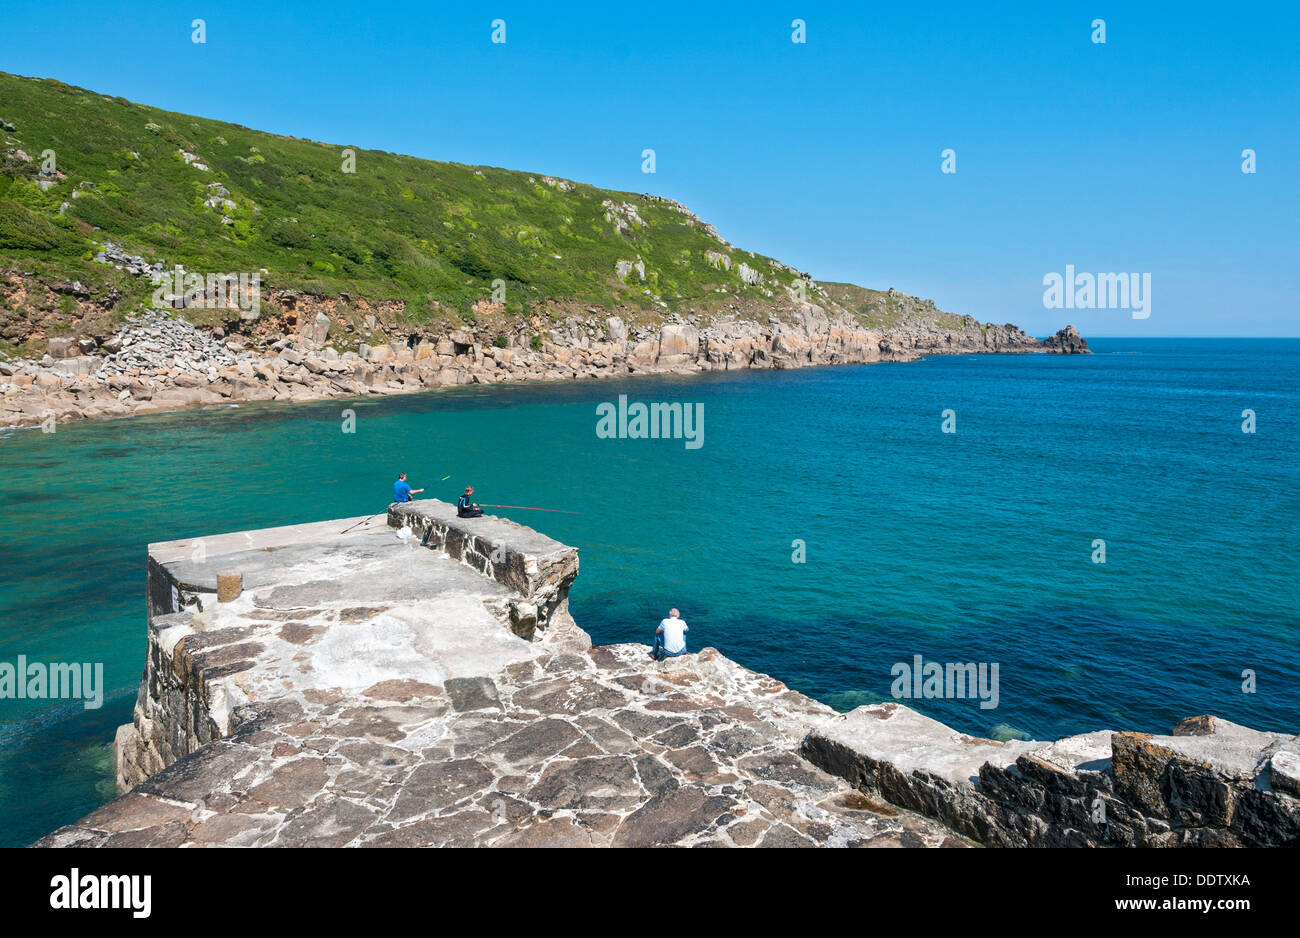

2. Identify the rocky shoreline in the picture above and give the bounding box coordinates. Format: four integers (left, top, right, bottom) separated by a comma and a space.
0, 281, 1089, 430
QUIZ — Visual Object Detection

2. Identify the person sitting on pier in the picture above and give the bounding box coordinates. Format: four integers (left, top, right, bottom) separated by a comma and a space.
393, 472, 424, 503
457, 485, 483, 518
652, 608, 689, 661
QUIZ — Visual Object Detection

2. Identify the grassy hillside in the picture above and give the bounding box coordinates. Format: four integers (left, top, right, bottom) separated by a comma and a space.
0, 71, 810, 340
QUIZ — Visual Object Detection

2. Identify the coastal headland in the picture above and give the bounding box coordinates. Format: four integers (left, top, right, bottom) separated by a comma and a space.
0, 71, 1087, 431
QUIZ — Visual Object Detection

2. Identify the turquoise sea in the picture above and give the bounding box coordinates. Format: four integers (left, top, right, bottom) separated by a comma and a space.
1, 338, 1297, 846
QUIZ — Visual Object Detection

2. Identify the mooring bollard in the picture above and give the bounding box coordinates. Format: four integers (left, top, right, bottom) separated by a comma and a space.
216, 570, 243, 603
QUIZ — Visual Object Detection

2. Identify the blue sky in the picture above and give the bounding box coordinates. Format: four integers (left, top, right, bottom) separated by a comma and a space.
2, 1, 1296, 335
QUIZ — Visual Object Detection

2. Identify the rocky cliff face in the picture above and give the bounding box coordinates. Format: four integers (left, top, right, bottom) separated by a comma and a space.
0, 268, 1088, 429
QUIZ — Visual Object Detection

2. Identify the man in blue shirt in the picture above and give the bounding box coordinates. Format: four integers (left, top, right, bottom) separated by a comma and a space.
393, 472, 424, 503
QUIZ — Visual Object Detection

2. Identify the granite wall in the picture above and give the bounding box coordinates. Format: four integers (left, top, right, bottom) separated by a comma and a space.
801, 704, 1300, 847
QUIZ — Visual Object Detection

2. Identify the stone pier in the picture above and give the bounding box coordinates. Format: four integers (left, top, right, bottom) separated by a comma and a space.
37, 503, 961, 847
34, 504, 1298, 847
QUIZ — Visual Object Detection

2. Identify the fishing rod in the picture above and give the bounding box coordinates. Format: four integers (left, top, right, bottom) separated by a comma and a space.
478, 504, 582, 515
344, 501, 578, 532
341, 511, 387, 534
343, 473, 451, 534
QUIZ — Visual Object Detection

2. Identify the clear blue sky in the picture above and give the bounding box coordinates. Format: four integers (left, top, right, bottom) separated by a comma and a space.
2, 1, 1296, 336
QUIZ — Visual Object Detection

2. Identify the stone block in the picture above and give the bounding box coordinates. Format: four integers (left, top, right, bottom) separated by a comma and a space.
216, 571, 242, 603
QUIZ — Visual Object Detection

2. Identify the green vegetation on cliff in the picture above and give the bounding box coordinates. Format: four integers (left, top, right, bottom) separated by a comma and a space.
818, 282, 972, 332
0, 71, 808, 335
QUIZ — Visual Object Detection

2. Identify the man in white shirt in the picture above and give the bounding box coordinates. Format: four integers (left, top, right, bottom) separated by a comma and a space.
652, 608, 689, 661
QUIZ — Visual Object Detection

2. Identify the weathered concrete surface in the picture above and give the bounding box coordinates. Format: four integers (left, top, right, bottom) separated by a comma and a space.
802, 705, 1300, 847
39, 506, 964, 847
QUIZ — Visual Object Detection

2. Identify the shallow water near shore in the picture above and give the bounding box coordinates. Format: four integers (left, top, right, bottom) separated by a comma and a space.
1, 338, 1297, 846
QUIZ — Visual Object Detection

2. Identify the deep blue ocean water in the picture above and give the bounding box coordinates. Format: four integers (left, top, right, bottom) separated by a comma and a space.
1, 338, 1296, 846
